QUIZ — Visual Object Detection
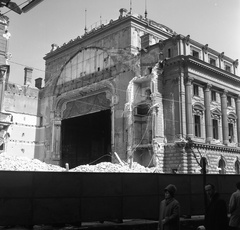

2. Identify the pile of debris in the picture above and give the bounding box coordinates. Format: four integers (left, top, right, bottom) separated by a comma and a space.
70, 162, 156, 173
0, 153, 156, 173
0, 154, 65, 171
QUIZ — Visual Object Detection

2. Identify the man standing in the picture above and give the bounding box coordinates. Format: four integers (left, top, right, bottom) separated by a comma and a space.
229, 181, 240, 230
158, 184, 180, 230
204, 183, 228, 230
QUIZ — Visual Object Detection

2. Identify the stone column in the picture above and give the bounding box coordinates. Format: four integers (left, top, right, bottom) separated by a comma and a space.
204, 84, 212, 143
236, 95, 240, 147
221, 90, 228, 145
185, 76, 194, 138
52, 116, 61, 161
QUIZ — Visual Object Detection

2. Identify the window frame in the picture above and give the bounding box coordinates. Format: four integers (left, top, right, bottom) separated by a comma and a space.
211, 91, 216, 101
194, 115, 201, 137
235, 161, 240, 174
212, 119, 219, 140
218, 158, 226, 174
224, 62, 232, 73
227, 96, 232, 107
193, 84, 199, 96
190, 46, 201, 59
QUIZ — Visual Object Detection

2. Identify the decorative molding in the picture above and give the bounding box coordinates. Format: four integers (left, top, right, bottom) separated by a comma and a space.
211, 108, 222, 119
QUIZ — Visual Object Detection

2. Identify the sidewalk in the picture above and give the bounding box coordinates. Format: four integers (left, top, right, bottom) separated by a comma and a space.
0, 217, 204, 230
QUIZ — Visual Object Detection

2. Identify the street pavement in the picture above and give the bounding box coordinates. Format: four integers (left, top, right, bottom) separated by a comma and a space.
0, 217, 204, 230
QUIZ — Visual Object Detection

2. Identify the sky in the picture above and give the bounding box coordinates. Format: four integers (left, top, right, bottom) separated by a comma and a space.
1, 0, 240, 86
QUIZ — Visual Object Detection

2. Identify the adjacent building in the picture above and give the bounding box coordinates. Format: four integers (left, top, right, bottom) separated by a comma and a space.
0, 9, 239, 174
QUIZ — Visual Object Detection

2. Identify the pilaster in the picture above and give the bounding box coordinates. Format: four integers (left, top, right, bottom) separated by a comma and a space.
185, 76, 194, 138
204, 84, 212, 143
221, 90, 228, 145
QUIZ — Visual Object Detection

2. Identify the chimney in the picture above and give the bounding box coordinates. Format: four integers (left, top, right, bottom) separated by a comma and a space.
35, 77, 42, 89
24, 67, 33, 86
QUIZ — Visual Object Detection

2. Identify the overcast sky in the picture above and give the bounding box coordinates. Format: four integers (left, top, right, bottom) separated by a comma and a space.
1, 0, 240, 86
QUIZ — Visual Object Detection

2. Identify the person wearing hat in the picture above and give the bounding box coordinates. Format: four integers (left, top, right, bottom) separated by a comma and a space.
158, 184, 180, 230
204, 183, 228, 230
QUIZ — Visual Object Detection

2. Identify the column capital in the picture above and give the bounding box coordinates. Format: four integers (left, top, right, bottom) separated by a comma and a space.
185, 76, 194, 85
204, 83, 212, 91
221, 90, 228, 97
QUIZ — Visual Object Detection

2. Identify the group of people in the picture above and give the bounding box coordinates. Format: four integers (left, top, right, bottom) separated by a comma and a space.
157, 181, 240, 230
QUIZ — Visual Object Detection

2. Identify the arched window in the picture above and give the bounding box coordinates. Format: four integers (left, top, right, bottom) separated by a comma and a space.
235, 161, 240, 174
200, 157, 208, 174
218, 158, 226, 174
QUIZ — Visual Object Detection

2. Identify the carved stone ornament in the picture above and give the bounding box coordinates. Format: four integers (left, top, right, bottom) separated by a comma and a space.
202, 44, 208, 54
219, 52, 224, 61
233, 59, 239, 68
171, 34, 178, 46
184, 35, 190, 46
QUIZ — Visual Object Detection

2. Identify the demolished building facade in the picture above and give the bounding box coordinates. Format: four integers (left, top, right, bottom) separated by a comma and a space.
0, 9, 240, 174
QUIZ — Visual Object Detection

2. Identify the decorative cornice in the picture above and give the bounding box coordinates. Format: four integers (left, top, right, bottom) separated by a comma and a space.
45, 13, 174, 59
165, 55, 240, 83
192, 142, 240, 153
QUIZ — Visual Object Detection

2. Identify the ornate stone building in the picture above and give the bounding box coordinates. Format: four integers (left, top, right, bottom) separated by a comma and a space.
1, 9, 239, 174
140, 35, 239, 173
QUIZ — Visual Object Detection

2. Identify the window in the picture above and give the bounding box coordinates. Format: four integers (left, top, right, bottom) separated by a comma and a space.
168, 48, 171, 58
227, 96, 232, 106
200, 157, 208, 174
229, 123, 234, 143
218, 158, 226, 174
192, 50, 199, 58
193, 103, 204, 138
211, 91, 216, 101
212, 119, 218, 139
235, 161, 240, 174
225, 64, 231, 72
194, 115, 201, 137
209, 58, 216, 66
193, 84, 199, 96
228, 113, 237, 144
134, 104, 150, 116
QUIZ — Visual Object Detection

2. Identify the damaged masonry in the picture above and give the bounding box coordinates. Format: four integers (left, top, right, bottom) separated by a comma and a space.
0, 9, 239, 174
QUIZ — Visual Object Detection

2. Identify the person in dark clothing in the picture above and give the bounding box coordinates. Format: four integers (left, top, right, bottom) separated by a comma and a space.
204, 183, 228, 230
158, 184, 180, 230
229, 181, 240, 230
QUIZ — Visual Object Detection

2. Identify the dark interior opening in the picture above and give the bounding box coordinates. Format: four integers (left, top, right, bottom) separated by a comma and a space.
61, 109, 111, 169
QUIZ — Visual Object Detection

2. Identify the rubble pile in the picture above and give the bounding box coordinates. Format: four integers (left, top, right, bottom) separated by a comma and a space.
0, 153, 156, 173
70, 162, 156, 173
0, 154, 65, 171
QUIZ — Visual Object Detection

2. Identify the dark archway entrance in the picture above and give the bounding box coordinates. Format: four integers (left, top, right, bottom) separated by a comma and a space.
61, 109, 111, 169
